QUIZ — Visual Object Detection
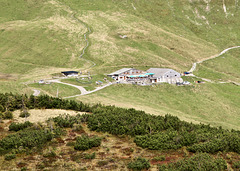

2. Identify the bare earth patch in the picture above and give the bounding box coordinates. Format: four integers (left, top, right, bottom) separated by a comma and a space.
13, 109, 83, 123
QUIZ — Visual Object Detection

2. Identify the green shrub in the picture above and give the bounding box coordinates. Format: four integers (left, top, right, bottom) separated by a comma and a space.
158, 164, 168, 171
19, 110, 30, 118
97, 160, 108, 167
43, 150, 56, 158
134, 131, 196, 151
52, 127, 66, 138
66, 141, 75, 146
4, 153, 16, 160
158, 153, 227, 171
9, 121, 33, 132
0, 112, 4, 120
3, 111, 13, 119
233, 161, 240, 169
153, 156, 165, 161
128, 157, 150, 171
188, 132, 240, 154
0, 129, 53, 152
72, 124, 83, 131
50, 114, 82, 128
21, 167, 27, 171
0, 104, 5, 112
74, 135, 101, 151
84, 152, 96, 159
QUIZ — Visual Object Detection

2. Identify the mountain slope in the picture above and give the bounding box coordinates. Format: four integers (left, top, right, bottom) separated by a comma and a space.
0, 0, 239, 130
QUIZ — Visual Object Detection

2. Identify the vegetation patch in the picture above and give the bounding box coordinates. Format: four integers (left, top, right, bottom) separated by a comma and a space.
127, 157, 150, 171
19, 110, 30, 118
4, 153, 16, 161
50, 114, 82, 128
9, 121, 33, 132
158, 153, 227, 171
74, 135, 102, 151
0, 129, 53, 154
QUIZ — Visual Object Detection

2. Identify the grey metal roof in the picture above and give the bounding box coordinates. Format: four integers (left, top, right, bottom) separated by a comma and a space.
108, 68, 133, 76
147, 68, 173, 77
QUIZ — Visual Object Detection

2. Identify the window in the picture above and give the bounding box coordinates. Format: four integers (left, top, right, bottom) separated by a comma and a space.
175, 75, 177, 77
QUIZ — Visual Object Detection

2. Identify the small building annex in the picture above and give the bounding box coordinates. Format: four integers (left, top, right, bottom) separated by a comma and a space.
107, 68, 147, 82
61, 71, 79, 77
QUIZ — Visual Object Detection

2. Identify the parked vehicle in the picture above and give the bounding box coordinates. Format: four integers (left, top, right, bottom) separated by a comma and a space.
183, 81, 190, 85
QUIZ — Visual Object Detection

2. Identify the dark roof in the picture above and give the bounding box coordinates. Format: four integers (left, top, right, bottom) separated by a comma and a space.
61, 71, 79, 75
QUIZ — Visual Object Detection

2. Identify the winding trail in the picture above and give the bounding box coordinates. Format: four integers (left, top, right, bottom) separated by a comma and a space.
189, 46, 240, 73
71, 14, 96, 71
46, 78, 113, 98
49, 79, 88, 95
31, 2, 101, 97
33, 89, 41, 96
63, 82, 113, 99
188, 46, 240, 83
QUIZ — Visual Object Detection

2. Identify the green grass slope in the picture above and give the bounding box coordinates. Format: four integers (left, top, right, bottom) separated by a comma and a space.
77, 83, 240, 130
195, 48, 240, 83
0, 0, 89, 79
59, 0, 240, 73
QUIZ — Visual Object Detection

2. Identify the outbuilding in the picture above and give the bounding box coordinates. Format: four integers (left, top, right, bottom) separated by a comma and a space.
61, 71, 79, 77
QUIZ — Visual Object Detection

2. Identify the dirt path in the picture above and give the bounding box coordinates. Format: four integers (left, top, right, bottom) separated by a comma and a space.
33, 89, 41, 96
47, 79, 113, 98
48, 79, 88, 95
189, 46, 240, 73
188, 46, 240, 83
70, 10, 96, 71
63, 82, 113, 99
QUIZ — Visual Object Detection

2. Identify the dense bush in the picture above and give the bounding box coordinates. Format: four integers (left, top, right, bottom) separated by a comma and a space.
19, 110, 30, 118
74, 135, 101, 151
233, 161, 240, 169
0, 129, 53, 153
87, 106, 182, 136
72, 124, 83, 132
4, 153, 16, 161
127, 157, 150, 171
0, 104, 5, 112
153, 156, 165, 161
188, 132, 240, 154
1, 93, 240, 155
9, 121, 33, 132
135, 131, 196, 150
0, 93, 91, 112
158, 153, 227, 171
43, 150, 57, 158
50, 114, 82, 128
84, 152, 96, 159
3, 111, 13, 119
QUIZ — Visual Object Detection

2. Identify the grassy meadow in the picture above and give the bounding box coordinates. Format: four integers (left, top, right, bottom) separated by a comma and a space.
28, 83, 80, 97
195, 48, 240, 83
77, 83, 240, 130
